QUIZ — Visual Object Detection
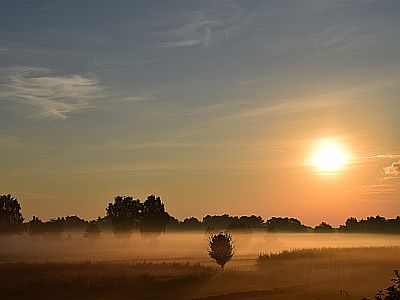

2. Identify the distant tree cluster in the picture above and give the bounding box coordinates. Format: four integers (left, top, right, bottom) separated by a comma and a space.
2, 193, 400, 237
314, 222, 334, 233
338, 216, 400, 234
265, 217, 311, 232
27, 215, 92, 237
203, 214, 263, 231
168, 215, 312, 233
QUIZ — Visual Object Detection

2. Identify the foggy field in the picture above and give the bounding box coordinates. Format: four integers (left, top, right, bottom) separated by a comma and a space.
1, 233, 400, 299
1, 232, 400, 264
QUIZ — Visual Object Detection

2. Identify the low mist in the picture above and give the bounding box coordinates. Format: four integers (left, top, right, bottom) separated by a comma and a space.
2, 232, 400, 266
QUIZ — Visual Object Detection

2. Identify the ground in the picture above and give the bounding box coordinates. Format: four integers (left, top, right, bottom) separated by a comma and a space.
1, 238, 399, 299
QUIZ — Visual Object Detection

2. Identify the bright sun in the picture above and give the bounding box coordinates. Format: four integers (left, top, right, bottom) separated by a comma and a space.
311, 139, 349, 173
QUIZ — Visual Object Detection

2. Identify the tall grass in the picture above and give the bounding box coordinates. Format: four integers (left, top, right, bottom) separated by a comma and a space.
257, 246, 400, 265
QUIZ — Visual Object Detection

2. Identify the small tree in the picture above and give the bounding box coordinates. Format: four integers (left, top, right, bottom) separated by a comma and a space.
208, 232, 234, 269
84, 221, 101, 241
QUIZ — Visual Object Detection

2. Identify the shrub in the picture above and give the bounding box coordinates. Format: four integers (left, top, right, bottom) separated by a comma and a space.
207, 232, 234, 269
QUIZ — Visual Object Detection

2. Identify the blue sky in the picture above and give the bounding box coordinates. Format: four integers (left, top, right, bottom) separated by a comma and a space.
1, 0, 399, 224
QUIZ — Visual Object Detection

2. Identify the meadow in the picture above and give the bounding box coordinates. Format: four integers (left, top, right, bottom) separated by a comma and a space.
1, 232, 400, 299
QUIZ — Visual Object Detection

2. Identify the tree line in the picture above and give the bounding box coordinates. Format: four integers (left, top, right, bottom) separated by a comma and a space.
1, 194, 400, 237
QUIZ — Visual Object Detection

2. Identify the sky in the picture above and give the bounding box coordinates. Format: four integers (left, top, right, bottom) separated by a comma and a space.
0, 0, 399, 226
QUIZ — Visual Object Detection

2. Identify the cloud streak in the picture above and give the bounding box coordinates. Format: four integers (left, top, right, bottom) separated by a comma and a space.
0, 67, 102, 120
347, 184, 399, 195
156, 2, 250, 50
365, 153, 400, 159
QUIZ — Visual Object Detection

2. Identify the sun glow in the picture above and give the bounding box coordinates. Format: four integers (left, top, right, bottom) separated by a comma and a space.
311, 139, 349, 173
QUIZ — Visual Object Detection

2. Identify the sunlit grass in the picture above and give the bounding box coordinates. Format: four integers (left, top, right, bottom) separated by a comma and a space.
257, 246, 400, 265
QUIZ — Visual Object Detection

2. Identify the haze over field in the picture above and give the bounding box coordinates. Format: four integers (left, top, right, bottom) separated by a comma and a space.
2, 233, 400, 265
1, 0, 400, 225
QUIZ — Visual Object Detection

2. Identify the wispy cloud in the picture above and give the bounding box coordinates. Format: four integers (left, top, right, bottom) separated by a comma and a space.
0, 67, 102, 120
159, 18, 223, 49
160, 39, 202, 49
0, 47, 7, 53
365, 153, 400, 159
347, 184, 399, 195
157, 2, 250, 49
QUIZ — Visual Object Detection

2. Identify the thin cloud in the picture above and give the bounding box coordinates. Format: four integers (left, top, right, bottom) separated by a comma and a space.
157, 2, 249, 50
365, 153, 400, 159
160, 39, 202, 49
0, 67, 102, 120
347, 184, 398, 195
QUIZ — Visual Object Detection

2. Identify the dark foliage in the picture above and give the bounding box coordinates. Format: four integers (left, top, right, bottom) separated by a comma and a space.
339, 216, 400, 234
106, 196, 143, 237
106, 195, 170, 239
207, 232, 234, 269
265, 217, 311, 232
315, 222, 334, 233
169, 217, 203, 231
362, 270, 400, 300
27, 216, 64, 236
203, 214, 263, 231
181, 217, 203, 230
0, 194, 24, 234
139, 195, 171, 238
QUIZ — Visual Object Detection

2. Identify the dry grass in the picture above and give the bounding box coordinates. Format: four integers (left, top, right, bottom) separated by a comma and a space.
1, 244, 400, 299
257, 246, 400, 265
0, 261, 215, 300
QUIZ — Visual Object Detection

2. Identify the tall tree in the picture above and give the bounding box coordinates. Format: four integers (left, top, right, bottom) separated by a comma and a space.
106, 196, 142, 238
139, 195, 170, 237
0, 194, 24, 234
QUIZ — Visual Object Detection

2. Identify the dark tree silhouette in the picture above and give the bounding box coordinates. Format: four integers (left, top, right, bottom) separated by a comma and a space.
314, 222, 334, 233
83, 221, 101, 241
208, 232, 234, 269
266, 217, 310, 232
0, 194, 24, 234
139, 195, 170, 238
202, 214, 264, 231
338, 216, 400, 234
106, 196, 142, 238
27, 216, 64, 237
180, 217, 203, 230
203, 214, 236, 230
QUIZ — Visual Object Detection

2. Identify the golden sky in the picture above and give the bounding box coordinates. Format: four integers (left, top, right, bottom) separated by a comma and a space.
0, 1, 399, 226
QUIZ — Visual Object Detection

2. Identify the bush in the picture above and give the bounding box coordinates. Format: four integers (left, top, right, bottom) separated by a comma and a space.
207, 232, 234, 269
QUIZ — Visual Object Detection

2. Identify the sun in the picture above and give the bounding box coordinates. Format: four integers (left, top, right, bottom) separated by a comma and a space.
311, 139, 349, 173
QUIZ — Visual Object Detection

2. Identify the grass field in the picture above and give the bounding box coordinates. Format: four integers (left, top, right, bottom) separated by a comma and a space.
1, 245, 399, 299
